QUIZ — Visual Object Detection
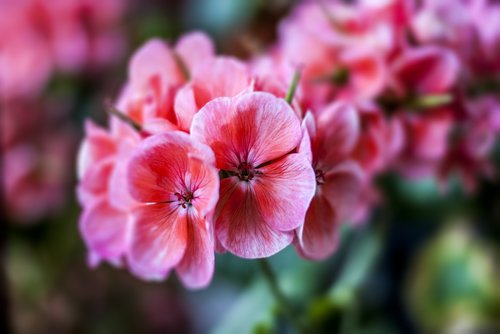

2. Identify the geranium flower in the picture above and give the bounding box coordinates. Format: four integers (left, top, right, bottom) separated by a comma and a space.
191, 92, 316, 258
77, 119, 140, 267
295, 103, 364, 260
126, 131, 219, 288
117, 32, 215, 131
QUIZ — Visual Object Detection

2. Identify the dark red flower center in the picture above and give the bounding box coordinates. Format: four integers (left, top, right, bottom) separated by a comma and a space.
315, 169, 325, 185
174, 191, 194, 208
237, 162, 260, 182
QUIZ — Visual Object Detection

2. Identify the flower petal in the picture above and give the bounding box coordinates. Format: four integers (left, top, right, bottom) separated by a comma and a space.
176, 210, 215, 289
191, 92, 302, 169
190, 56, 250, 109
79, 197, 131, 261
174, 84, 198, 132
215, 177, 295, 258
322, 160, 365, 223
391, 46, 459, 95
295, 194, 339, 260
253, 153, 316, 232
129, 39, 183, 91
315, 102, 359, 168
175, 31, 215, 70
128, 203, 188, 280
127, 131, 215, 203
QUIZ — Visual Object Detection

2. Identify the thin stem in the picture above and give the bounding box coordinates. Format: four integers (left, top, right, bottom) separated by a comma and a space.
257, 259, 306, 333
104, 101, 142, 132
285, 70, 302, 105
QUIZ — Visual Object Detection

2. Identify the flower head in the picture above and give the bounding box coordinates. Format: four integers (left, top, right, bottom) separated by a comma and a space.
295, 102, 364, 260
126, 131, 219, 288
191, 92, 316, 258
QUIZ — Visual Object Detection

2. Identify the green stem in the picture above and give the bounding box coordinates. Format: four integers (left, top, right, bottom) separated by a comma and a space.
257, 259, 306, 333
285, 70, 302, 105
408, 93, 453, 110
105, 101, 142, 132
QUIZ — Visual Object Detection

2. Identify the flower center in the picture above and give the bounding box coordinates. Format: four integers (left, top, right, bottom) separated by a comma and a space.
315, 169, 325, 185
174, 191, 193, 208
237, 162, 260, 182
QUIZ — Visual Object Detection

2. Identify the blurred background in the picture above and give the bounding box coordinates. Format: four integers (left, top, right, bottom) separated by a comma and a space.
2, 0, 500, 333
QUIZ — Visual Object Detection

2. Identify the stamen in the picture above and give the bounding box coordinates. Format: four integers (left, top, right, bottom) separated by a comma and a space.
237, 162, 261, 182
174, 191, 194, 208
315, 169, 325, 185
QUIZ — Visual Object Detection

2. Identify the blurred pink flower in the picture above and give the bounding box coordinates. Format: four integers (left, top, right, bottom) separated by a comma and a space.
77, 119, 140, 266
191, 92, 316, 258
389, 45, 460, 97
2, 101, 76, 222
0, 0, 125, 99
352, 102, 404, 177
395, 109, 454, 179
126, 132, 219, 288
295, 103, 364, 260
116, 33, 255, 134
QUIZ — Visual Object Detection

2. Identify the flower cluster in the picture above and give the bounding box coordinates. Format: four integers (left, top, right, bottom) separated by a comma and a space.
77, 0, 499, 289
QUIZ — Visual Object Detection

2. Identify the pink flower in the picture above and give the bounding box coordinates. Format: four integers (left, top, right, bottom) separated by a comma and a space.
438, 95, 500, 192
191, 92, 316, 258
117, 32, 216, 132
395, 109, 454, 179
390, 46, 460, 97
126, 131, 219, 288
174, 56, 252, 131
295, 103, 364, 260
352, 102, 404, 177
77, 119, 140, 266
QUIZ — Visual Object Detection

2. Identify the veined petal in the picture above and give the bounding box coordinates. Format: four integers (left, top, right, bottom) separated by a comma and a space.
253, 153, 316, 232
128, 203, 188, 280
127, 131, 215, 203
295, 193, 339, 260
191, 92, 302, 169
215, 177, 295, 258
187, 156, 220, 217
176, 210, 215, 289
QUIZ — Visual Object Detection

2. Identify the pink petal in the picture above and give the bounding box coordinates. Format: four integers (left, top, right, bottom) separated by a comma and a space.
214, 177, 295, 258
315, 102, 359, 167
190, 56, 250, 108
391, 46, 459, 95
191, 92, 302, 169
187, 156, 220, 217
77, 120, 116, 179
175, 31, 215, 71
341, 49, 387, 100
322, 160, 365, 223
79, 197, 131, 261
129, 39, 184, 92
174, 84, 198, 132
78, 158, 114, 203
176, 210, 215, 289
127, 131, 215, 203
253, 153, 316, 232
298, 112, 317, 163
295, 194, 339, 260
128, 203, 188, 280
